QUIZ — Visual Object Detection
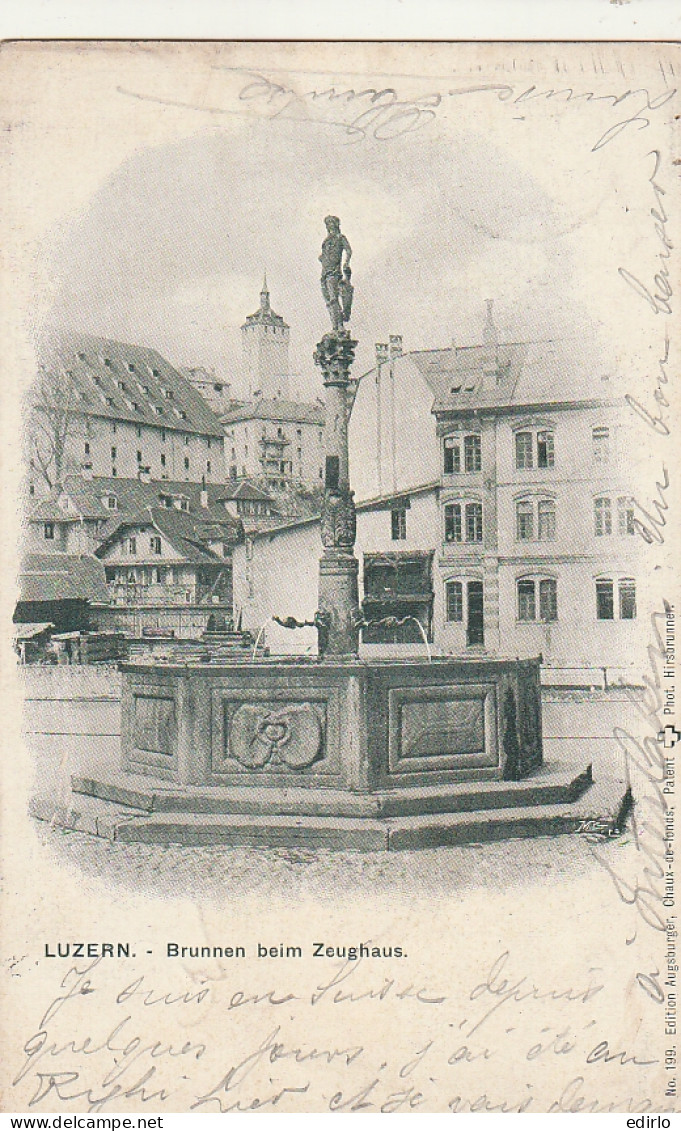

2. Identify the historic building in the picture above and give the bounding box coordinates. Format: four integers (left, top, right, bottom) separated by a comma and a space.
24, 474, 249, 556
94, 501, 242, 638
233, 310, 644, 679
220, 280, 326, 491
27, 331, 226, 499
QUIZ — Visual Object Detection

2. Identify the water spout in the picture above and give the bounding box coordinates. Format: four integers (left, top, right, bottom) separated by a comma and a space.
252, 618, 273, 661
404, 615, 432, 662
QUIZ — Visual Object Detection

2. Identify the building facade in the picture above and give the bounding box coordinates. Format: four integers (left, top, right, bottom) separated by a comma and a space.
233, 316, 646, 679
223, 399, 325, 489
28, 331, 226, 499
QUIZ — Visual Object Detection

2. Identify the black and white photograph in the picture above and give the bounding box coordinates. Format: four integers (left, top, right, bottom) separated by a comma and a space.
1, 38, 679, 1115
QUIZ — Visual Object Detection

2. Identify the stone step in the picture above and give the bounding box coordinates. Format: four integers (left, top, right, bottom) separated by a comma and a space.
71, 763, 594, 819
37, 774, 631, 852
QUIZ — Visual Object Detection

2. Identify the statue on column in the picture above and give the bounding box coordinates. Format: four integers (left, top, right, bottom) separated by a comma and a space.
320, 215, 353, 332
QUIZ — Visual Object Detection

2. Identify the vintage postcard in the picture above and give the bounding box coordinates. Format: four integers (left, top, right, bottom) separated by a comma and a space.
0, 39, 679, 1115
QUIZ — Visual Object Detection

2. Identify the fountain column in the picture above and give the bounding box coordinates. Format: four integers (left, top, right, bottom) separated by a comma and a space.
314, 331, 360, 657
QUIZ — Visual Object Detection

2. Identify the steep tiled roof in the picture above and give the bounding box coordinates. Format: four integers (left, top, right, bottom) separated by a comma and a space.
95, 506, 239, 564
241, 282, 289, 330
222, 397, 325, 426
27, 476, 244, 535
36, 330, 224, 437
18, 554, 110, 603
217, 479, 275, 503
406, 337, 618, 413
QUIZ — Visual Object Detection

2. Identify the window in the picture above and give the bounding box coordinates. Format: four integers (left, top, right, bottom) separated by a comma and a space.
515, 428, 555, 470
391, 506, 407, 540
445, 503, 462, 542
539, 579, 558, 621
84, 442, 90, 455
111, 446, 117, 460
443, 437, 461, 474
517, 578, 558, 622
161, 429, 166, 443
136, 425, 142, 438
537, 499, 556, 541
160, 454, 166, 467
594, 497, 612, 536
152, 567, 162, 584
128, 537, 137, 556
184, 435, 190, 446
464, 434, 482, 472
445, 580, 463, 622
618, 496, 635, 536
465, 503, 483, 542
184, 457, 190, 471
206, 460, 212, 474
137, 450, 142, 463
43, 523, 54, 540
516, 500, 534, 541
105, 494, 117, 510
596, 578, 637, 620
117, 380, 126, 390
619, 578, 637, 620
537, 431, 555, 468
517, 579, 536, 621
592, 426, 610, 464
596, 579, 614, 620
150, 536, 162, 555
515, 431, 533, 469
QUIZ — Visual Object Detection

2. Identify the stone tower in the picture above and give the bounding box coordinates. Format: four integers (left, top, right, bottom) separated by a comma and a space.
240, 275, 290, 399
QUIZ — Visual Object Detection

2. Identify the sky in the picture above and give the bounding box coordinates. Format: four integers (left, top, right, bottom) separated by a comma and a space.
43, 98, 595, 400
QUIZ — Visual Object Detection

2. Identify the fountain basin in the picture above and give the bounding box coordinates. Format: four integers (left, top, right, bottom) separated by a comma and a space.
57, 656, 630, 849
117, 655, 543, 790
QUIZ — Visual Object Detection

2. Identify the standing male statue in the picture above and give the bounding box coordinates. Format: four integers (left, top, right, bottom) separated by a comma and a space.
319, 215, 353, 332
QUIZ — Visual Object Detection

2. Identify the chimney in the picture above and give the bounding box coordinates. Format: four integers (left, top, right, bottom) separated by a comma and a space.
482, 299, 498, 377
389, 335, 403, 358
375, 343, 389, 367
200, 475, 208, 510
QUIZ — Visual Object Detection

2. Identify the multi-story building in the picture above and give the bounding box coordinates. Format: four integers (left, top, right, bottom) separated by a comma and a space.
223, 400, 325, 489
220, 281, 325, 491
233, 310, 645, 679
27, 331, 225, 499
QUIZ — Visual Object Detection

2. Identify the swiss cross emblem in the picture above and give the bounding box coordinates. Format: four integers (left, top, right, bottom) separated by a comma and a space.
659, 725, 681, 749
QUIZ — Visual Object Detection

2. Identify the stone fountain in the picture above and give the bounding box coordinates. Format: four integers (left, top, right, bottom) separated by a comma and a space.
66, 218, 618, 849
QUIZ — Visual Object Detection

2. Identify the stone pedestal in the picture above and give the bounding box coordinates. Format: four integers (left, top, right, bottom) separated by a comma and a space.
318, 551, 360, 657
314, 330, 360, 657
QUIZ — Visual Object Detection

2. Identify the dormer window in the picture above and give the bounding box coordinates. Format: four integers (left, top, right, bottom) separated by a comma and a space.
104, 494, 117, 510
104, 358, 112, 368
128, 362, 136, 372
117, 380, 126, 390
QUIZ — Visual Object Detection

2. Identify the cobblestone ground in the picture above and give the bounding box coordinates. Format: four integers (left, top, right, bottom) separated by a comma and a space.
32, 818, 627, 904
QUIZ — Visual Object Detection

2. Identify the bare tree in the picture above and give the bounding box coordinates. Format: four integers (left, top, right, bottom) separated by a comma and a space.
27, 365, 89, 490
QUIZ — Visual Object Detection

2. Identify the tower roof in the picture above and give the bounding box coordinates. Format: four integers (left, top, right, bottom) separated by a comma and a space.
242, 277, 289, 330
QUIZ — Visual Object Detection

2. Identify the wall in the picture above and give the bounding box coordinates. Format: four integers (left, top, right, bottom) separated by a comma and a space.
349, 355, 440, 503
225, 417, 325, 488
64, 419, 225, 483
